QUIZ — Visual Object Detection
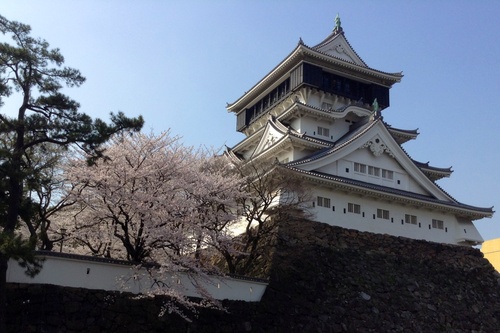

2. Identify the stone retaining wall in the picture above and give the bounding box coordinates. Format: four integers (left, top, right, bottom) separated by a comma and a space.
6, 219, 500, 332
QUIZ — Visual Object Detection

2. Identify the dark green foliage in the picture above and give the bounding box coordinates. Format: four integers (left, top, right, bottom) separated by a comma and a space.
0, 14, 143, 332
0, 233, 42, 277
0, 12, 143, 242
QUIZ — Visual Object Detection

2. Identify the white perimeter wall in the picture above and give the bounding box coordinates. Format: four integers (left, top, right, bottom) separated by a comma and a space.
6, 254, 267, 302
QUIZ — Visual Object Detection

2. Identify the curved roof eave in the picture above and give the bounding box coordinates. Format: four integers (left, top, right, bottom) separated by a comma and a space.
386, 125, 419, 143
249, 135, 322, 163
278, 101, 374, 123
231, 125, 265, 151
413, 160, 453, 176
227, 43, 304, 113
227, 45, 403, 113
282, 165, 494, 219
224, 147, 244, 164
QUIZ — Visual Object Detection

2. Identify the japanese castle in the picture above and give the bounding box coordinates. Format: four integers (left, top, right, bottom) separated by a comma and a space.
226, 16, 493, 246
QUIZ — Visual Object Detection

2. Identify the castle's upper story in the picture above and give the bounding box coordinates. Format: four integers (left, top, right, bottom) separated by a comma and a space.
227, 15, 402, 137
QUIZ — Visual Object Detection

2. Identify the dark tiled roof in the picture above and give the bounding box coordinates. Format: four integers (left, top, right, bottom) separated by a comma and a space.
386, 124, 419, 136
228, 41, 402, 110
284, 118, 491, 211
303, 43, 403, 79
413, 160, 452, 174
281, 166, 493, 216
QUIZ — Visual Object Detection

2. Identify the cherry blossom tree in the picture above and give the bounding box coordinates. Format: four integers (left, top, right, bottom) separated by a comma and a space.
216, 160, 314, 276
61, 131, 245, 316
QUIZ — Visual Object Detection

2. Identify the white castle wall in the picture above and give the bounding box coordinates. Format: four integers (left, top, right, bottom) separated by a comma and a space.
312, 189, 482, 245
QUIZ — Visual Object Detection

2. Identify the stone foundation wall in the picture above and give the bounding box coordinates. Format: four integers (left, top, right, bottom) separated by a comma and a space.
6, 219, 500, 332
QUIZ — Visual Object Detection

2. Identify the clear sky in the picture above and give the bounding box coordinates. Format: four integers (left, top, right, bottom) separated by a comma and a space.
2, 1, 500, 241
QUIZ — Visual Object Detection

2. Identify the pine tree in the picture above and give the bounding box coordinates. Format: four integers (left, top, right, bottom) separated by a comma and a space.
0, 15, 143, 332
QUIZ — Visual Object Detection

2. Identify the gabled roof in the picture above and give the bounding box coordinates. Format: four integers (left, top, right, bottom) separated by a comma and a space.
312, 17, 368, 67
230, 116, 331, 162
285, 116, 493, 217
227, 22, 402, 113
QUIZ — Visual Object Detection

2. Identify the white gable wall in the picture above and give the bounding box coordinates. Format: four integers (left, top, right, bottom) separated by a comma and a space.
315, 34, 366, 66
315, 148, 429, 195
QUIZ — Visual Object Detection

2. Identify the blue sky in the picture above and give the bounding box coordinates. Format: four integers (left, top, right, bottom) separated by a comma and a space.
2, 1, 500, 241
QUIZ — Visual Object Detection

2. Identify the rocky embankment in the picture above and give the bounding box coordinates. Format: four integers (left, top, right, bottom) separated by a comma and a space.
7, 219, 500, 332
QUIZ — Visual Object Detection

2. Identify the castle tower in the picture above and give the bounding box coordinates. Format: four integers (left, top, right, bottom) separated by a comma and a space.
226, 17, 493, 246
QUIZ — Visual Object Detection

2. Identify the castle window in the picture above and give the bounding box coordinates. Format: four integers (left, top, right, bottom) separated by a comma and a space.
368, 166, 380, 177
377, 209, 390, 220
354, 162, 366, 173
317, 196, 331, 208
382, 169, 394, 180
317, 126, 330, 137
432, 219, 444, 230
405, 214, 417, 225
348, 203, 361, 214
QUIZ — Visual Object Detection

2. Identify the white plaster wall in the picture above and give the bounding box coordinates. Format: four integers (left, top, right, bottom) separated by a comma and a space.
312, 190, 482, 245
7, 255, 268, 302
307, 94, 321, 108
455, 217, 483, 244
331, 120, 351, 142
293, 117, 350, 143
297, 117, 322, 137
288, 118, 301, 133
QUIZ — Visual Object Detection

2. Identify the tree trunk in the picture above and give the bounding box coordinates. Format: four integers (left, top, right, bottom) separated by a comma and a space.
0, 255, 8, 333
0, 119, 26, 333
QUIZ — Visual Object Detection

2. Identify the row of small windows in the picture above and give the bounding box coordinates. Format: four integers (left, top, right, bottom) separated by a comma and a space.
354, 162, 394, 180
315, 197, 445, 230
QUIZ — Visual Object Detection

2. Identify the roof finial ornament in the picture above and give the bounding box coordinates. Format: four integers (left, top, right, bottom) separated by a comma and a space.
334, 13, 343, 33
